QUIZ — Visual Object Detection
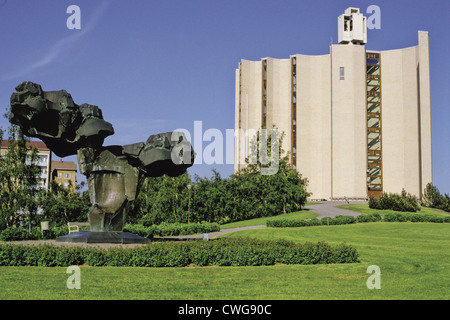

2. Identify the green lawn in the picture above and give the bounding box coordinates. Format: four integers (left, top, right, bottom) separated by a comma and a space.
1, 222, 448, 300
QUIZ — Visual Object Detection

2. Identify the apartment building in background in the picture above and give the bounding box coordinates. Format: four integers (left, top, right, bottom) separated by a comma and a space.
1, 140, 78, 190
51, 159, 78, 189
1, 140, 52, 189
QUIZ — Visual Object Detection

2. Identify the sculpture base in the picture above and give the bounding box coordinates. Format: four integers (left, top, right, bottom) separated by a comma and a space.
55, 231, 150, 244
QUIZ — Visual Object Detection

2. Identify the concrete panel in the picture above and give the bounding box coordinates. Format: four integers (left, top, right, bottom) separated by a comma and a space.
381, 45, 422, 196
266, 58, 292, 157
237, 60, 263, 168
296, 54, 332, 200
418, 31, 433, 194
331, 45, 367, 199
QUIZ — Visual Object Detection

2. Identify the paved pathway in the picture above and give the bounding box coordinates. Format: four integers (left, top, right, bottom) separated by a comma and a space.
303, 200, 367, 220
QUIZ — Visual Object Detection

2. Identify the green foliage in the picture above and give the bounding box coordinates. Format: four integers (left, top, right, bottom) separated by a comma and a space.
124, 221, 220, 237
267, 218, 322, 228
354, 212, 382, 223
368, 190, 420, 212
0, 221, 218, 241
0, 225, 69, 241
0, 124, 41, 230
383, 212, 449, 223
421, 183, 450, 212
266, 212, 449, 228
134, 173, 191, 225
37, 180, 90, 226
0, 226, 29, 241
136, 129, 309, 225
0, 238, 359, 267
0, 118, 89, 231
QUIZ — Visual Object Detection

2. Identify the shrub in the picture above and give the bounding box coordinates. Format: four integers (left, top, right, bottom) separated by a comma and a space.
0, 238, 359, 267
267, 219, 312, 228
332, 215, 356, 225
0, 227, 29, 241
356, 213, 382, 223
267, 211, 448, 228
0, 222, 218, 242
369, 191, 420, 212
124, 222, 220, 238
267, 217, 356, 228
421, 183, 450, 212
0, 225, 69, 242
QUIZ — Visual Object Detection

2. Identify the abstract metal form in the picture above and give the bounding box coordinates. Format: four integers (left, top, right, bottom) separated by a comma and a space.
10, 81, 195, 243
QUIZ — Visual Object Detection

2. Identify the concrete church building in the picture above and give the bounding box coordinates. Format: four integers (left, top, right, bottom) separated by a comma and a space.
234, 8, 432, 200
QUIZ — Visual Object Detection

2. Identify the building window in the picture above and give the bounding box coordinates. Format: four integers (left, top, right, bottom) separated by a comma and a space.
366, 52, 382, 195
339, 67, 345, 80
64, 173, 70, 179
57, 172, 62, 178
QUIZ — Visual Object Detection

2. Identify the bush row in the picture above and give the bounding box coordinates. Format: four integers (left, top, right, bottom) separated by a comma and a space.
0, 238, 359, 267
0, 221, 220, 242
369, 191, 420, 212
0, 226, 69, 242
123, 221, 220, 237
266, 212, 450, 228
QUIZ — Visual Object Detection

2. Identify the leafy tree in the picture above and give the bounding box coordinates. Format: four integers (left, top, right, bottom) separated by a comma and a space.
38, 180, 90, 226
232, 128, 309, 218
134, 128, 309, 225
0, 124, 41, 230
137, 173, 191, 225
191, 169, 231, 223
422, 183, 450, 212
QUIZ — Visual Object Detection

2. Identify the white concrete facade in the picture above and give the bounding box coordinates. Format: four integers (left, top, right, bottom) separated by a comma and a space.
235, 31, 432, 200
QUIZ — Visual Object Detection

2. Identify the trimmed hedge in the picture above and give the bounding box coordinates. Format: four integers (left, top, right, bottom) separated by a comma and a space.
0, 238, 359, 267
123, 221, 220, 237
0, 226, 69, 242
0, 222, 220, 242
266, 212, 450, 228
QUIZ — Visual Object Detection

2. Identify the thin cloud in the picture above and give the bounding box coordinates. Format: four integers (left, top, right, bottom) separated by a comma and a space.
105, 118, 173, 145
1, 1, 109, 81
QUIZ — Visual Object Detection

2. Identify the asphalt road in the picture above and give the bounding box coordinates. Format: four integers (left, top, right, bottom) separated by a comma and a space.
303, 200, 367, 219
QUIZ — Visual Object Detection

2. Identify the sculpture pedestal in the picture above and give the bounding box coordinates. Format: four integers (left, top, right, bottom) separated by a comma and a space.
55, 231, 150, 244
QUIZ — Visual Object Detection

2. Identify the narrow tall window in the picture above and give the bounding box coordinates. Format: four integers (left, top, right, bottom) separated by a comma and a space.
262, 59, 267, 129
339, 67, 345, 80
291, 56, 297, 169
366, 52, 382, 198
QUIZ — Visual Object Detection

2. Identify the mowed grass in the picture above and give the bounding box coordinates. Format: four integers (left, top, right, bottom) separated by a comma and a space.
0, 222, 448, 300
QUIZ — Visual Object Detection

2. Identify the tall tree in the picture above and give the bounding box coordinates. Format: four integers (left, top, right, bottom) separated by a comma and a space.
137, 173, 192, 225
38, 180, 90, 226
0, 123, 41, 229
233, 128, 309, 216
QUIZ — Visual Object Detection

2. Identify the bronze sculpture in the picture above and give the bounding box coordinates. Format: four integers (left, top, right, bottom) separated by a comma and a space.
10, 81, 195, 243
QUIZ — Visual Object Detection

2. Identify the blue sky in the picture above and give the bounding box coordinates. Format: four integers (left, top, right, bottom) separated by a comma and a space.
0, 0, 449, 194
